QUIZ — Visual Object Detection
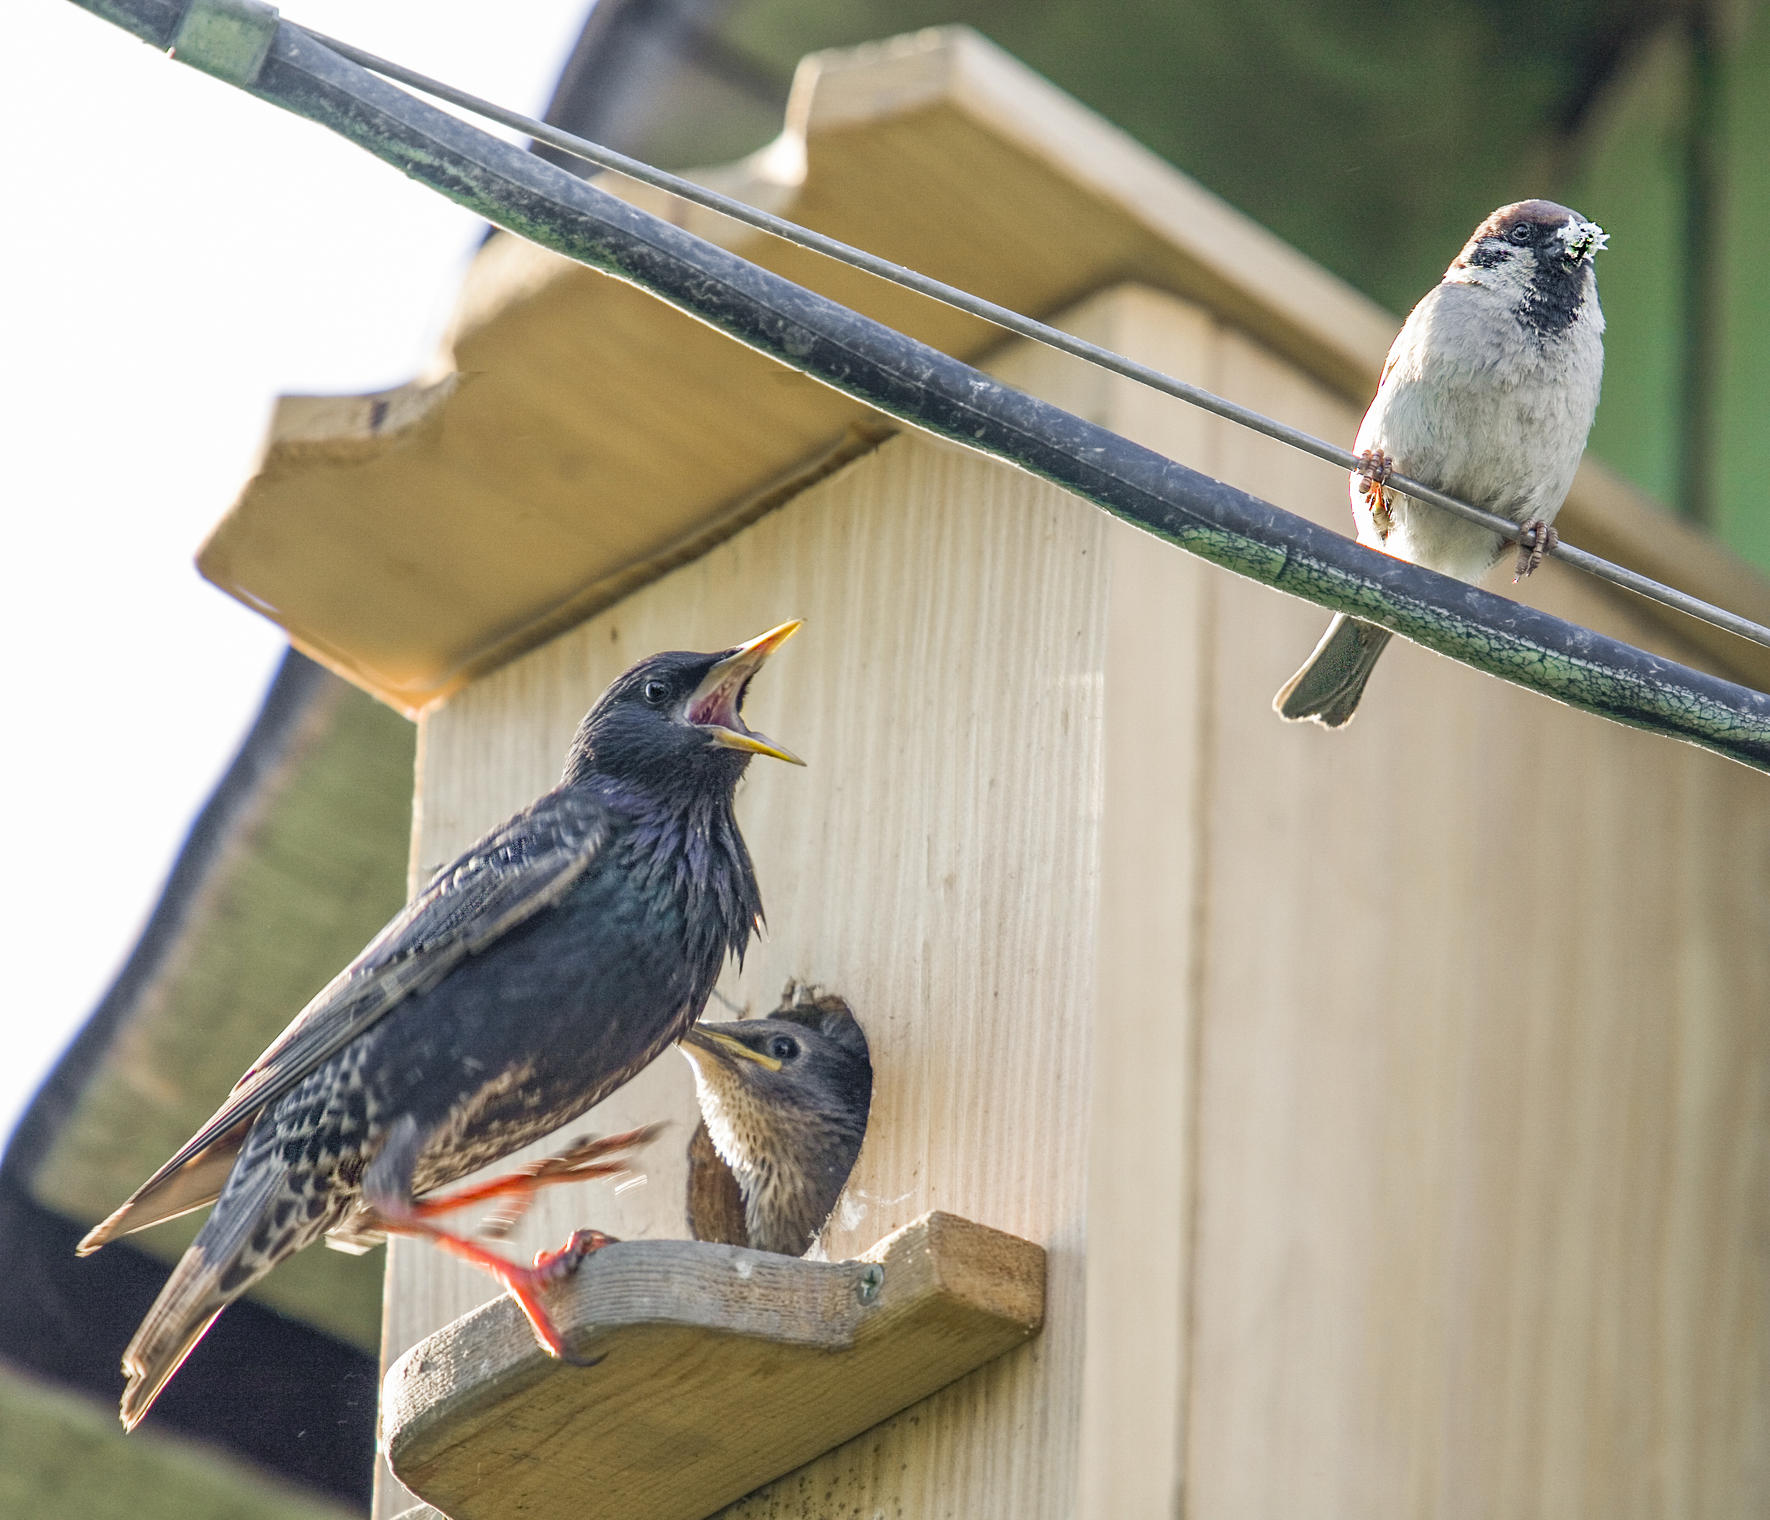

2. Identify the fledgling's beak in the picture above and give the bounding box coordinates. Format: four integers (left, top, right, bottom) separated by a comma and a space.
1559, 219, 1608, 262
687, 620, 805, 765
683, 1025, 783, 1072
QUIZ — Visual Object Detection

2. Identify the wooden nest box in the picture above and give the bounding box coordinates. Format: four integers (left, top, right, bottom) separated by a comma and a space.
202, 27, 1770, 1520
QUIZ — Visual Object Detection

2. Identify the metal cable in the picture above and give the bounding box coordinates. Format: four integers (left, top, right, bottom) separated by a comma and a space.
300, 22, 1770, 654
66, 0, 1770, 767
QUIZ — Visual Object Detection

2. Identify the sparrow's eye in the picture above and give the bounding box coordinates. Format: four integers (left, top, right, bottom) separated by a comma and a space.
765, 1033, 800, 1062
1508, 223, 1536, 246
642, 678, 671, 706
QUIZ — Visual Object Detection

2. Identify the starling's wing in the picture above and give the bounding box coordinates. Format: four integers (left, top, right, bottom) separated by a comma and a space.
78, 787, 610, 1252
229, 790, 610, 1105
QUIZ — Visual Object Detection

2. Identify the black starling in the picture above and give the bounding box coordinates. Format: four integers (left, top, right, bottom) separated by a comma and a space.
78, 622, 804, 1429
680, 985, 872, 1257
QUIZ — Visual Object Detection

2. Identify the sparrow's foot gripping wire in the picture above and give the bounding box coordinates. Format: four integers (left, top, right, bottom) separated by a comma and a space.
1356, 448, 1396, 537
1515, 519, 1558, 580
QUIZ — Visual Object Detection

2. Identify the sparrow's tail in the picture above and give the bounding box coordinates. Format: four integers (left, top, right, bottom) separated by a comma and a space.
117, 1165, 286, 1431
1273, 614, 1393, 728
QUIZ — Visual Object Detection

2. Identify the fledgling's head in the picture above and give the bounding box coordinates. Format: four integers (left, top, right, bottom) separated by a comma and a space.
563, 621, 804, 790
681, 987, 872, 1257
1448, 200, 1607, 340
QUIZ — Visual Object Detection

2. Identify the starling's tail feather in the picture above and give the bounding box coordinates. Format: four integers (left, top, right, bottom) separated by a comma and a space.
118, 1166, 281, 1431
120, 1295, 227, 1432
1273, 614, 1393, 728
77, 1139, 242, 1256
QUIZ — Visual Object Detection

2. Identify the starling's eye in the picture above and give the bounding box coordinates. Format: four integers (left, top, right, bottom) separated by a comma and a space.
642, 678, 671, 706
765, 1034, 800, 1062
1508, 223, 1536, 246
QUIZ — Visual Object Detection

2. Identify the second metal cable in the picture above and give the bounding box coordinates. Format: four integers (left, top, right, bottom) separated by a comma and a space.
301, 22, 1770, 654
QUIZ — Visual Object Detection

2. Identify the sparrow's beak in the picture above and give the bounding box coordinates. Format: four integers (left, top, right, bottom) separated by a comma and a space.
682, 1025, 783, 1073
687, 620, 805, 765
1559, 219, 1609, 262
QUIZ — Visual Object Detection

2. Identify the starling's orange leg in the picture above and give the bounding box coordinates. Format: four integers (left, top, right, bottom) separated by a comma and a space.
370, 1205, 616, 1362
366, 1124, 656, 1360
1356, 448, 1396, 537
1514, 519, 1558, 580
407, 1124, 662, 1223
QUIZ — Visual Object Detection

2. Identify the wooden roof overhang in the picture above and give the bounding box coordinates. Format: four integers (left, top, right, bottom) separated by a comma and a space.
197, 26, 1770, 710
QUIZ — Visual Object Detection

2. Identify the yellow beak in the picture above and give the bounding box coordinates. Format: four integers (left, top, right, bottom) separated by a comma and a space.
682, 1025, 783, 1072
688, 620, 805, 766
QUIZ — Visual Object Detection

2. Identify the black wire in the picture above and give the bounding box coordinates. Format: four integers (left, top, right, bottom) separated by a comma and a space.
59, 0, 1770, 769
299, 22, 1770, 655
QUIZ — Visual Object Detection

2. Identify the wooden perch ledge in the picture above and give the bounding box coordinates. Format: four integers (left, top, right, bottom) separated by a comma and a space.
380, 1212, 1045, 1520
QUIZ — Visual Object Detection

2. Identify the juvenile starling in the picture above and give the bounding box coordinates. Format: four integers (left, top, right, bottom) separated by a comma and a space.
680, 985, 872, 1257
78, 622, 804, 1429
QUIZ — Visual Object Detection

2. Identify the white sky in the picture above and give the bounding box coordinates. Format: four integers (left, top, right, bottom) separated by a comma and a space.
0, 0, 594, 1143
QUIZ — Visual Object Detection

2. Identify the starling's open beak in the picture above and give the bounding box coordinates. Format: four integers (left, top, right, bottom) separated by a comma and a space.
683, 1026, 783, 1073
687, 620, 805, 765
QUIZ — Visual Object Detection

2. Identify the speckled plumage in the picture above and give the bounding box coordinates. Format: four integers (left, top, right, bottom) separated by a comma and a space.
80, 627, 802, 1428
681, 986, 872, 1257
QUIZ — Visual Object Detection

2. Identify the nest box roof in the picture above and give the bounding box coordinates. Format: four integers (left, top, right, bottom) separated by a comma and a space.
197, 26, 1770, 710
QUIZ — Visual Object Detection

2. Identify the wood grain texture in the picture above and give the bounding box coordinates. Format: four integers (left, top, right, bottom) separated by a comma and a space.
382, 1213, 1043, 1520
991, 288, 1220, 1520
379, 423, 1112, 1518
378, 287, 1770, 1518
1180, 326, 1770, 1519
1090, 297, 1218, 1520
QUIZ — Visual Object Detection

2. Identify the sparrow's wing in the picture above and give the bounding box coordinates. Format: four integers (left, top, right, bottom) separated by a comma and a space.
78, 787, 610, 1252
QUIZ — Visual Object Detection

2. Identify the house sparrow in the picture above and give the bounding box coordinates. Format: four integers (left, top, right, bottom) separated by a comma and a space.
1274, 200, 1607, 727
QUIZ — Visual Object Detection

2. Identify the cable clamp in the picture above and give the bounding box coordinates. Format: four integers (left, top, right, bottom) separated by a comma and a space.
169, 0, 280, 87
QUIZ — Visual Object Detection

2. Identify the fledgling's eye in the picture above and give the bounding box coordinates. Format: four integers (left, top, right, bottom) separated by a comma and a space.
766, 1034, 800, 1061
1508, 223, 1536, 246
642, 678, 671, 706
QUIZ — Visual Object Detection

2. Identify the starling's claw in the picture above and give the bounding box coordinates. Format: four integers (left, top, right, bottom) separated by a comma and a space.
494, 1229, 616, 1358
500, 1229, 617, 1359
366, 1206, 619, 1360
532, 1227, 616, 1282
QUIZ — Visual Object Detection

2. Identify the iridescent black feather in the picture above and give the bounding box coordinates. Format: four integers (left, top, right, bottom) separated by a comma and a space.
80, 633, 798, 1428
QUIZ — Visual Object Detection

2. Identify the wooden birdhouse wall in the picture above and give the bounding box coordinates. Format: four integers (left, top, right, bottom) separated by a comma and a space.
384, 394, 1116, 1520
376, 283, 1770, 1518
